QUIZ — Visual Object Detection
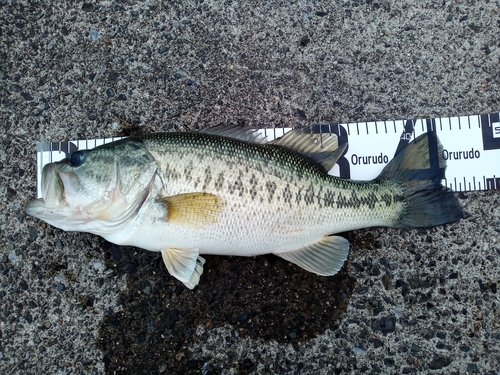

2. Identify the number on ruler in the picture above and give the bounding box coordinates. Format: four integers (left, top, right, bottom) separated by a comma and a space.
481, 114, 500, 150
400, 132, 412, 141
493, 122, 500, 139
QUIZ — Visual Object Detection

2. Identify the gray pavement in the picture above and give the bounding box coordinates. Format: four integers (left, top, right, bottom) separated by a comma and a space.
1, 1, 500, 374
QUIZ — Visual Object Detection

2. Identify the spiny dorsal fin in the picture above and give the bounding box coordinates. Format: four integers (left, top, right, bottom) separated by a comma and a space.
271, 127, 347, 171
161, 247, 205, 289
275, 235, 349, 276
200, 124, 267, 144
162, 192, 222, 227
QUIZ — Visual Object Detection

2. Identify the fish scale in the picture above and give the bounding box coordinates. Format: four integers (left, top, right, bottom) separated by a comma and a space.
141, 133, 404, 246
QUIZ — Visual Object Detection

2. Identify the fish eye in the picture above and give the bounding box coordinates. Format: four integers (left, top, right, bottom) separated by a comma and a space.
69, 150, 86, 167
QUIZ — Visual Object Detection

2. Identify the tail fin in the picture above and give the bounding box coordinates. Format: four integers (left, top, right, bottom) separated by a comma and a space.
378, 132, 463, 228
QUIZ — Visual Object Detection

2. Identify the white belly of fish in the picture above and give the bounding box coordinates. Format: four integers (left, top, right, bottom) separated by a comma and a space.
104, 196, 329, 257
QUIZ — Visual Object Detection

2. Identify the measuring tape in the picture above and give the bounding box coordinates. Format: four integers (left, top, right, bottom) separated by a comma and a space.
35, 112, 500, 198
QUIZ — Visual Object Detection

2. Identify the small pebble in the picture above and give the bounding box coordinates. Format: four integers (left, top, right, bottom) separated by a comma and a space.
236, 312, 250, 323
384, 357, 395, 366
411, 343, 421, 352
352, 347, 366, 354
467, 363, 479, 373
428, 356, 452, 370
111, 245, 122, 261
242, 358, 254, 370
158, 363, 167, 373
90, 30, 99, 41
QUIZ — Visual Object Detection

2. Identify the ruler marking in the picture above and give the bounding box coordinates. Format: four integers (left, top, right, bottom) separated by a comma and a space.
35, 112, 500, 194
486, 175, 499, 190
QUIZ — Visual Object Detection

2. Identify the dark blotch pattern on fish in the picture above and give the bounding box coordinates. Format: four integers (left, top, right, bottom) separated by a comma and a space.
365, 192, 379, 209
282, 184, 293, 205
203, 167, 212, 190
237, 171, 245, 197
380, 193, 393, 206
164, 165, 181, 182
266, 181, 277, 203
337, 192, 361, 209
295, 190, 302, 204
228, 171, 245, 196
323, 189, 336, 207
183, 160, 193, 183
304, 185, 315, 205
249, 174, 258, 201
214, 172, 225, 191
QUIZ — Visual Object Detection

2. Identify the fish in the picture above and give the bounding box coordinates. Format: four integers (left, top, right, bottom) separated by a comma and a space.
26, 126, 463, 288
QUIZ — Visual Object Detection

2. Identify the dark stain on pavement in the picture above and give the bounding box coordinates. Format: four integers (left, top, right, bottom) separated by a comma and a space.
98, 243, 355, 374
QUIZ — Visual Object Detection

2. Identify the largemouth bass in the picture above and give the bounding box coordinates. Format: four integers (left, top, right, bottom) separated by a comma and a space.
26, 126, 463, 288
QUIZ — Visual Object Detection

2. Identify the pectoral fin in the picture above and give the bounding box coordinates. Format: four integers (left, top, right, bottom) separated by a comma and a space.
161, 247, 206, 289
162, 192, 222, 227
275, 235, 349, 276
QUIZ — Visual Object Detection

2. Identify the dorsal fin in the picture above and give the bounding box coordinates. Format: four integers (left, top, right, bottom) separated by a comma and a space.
200, 124, 267, 144
271, 127, 347, 171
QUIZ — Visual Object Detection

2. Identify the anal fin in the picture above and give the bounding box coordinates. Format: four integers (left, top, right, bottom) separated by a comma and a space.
275, 236, 349, 276
161, 247, 205, 289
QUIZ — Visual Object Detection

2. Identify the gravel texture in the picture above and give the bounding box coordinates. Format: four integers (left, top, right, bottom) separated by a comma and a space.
1, 1, 500, 374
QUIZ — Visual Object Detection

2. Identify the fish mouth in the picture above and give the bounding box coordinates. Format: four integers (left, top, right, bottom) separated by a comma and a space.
42, 164, 68, 208
25, 163, 72, 220
26, 160, 155, 233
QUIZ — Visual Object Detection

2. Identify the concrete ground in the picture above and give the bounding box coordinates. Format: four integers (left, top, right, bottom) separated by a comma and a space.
1, 0, 500, 374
